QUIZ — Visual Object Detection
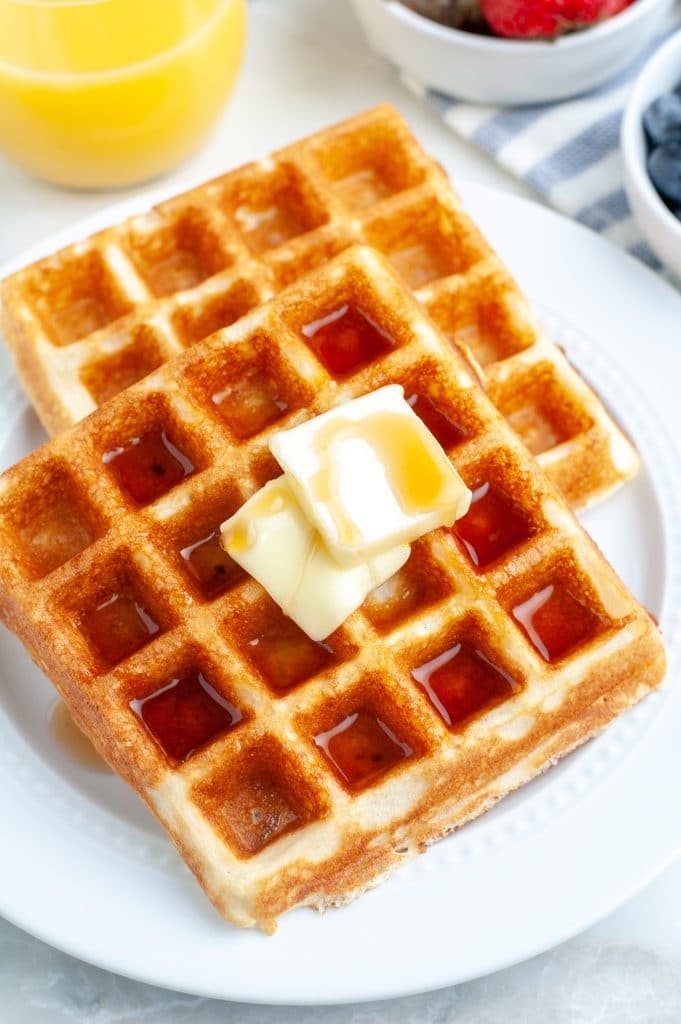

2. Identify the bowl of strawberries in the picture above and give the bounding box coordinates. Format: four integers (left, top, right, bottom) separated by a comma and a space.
350, 0, 674, 105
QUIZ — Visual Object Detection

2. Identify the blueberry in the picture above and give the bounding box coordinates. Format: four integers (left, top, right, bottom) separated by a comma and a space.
648, 142, 681, 205
643, 93, 681, 147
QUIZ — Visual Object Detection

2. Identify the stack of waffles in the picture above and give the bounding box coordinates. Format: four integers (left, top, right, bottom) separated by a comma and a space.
1, 105, 637, 510
0, 110, 665, 932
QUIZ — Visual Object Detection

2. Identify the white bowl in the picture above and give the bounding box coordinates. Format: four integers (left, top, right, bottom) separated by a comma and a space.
350, 0, 674, 105
621, 27, 681, 280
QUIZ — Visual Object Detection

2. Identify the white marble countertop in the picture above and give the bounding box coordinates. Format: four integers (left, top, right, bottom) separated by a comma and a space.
2, 1, 681, 1020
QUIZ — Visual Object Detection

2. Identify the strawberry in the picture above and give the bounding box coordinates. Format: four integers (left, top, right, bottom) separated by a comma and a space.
479, 0, 635, 38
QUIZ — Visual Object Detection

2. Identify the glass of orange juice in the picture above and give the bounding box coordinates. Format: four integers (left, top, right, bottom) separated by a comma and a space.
0, 0, 246, 189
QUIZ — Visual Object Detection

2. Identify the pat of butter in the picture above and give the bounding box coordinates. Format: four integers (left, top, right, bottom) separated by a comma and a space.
220, 477, 409, 641
269, 384, 471, 566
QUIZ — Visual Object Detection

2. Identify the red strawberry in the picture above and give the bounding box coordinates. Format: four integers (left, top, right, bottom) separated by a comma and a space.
479, 0, 635, 38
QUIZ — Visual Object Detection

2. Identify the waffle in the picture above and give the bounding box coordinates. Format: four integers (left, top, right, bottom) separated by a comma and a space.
0, 105, 637, 512
0, 246, 664, 931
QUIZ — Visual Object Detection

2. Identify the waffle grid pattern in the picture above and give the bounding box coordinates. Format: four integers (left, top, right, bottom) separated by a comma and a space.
1, 105, 637, 510
0, 247, 664, 930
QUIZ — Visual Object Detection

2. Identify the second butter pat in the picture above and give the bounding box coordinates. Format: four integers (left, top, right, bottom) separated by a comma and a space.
220, 478, 410, 642
269, 385, 472, 566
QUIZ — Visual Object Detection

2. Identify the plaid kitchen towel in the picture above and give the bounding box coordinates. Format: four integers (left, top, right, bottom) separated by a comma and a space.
404, 8, 681, 268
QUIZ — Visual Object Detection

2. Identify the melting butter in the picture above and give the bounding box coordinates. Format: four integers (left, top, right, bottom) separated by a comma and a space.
221, 477, 409, 641
308, 408, 462, 549
270, 384, 471, 566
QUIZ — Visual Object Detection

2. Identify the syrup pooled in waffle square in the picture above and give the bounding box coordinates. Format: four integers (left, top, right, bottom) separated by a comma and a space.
1, 105, 637, 512
0, 246, 664, 931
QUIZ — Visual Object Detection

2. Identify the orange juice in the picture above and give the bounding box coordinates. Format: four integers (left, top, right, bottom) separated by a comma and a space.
0, 0, 246, 188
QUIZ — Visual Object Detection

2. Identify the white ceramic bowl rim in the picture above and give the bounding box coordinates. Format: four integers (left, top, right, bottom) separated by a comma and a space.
390, 0, 666, 52
622, 26, 681, 240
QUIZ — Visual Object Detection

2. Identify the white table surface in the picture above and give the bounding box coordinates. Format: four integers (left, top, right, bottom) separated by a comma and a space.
2, 1, 681, 1020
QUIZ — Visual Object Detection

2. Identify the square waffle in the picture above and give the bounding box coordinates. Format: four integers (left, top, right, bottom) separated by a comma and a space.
0, 246, 665, 931
0, 105, 637, 512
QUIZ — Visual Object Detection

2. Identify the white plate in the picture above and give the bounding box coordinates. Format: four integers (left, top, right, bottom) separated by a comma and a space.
2, 181, 681, 1006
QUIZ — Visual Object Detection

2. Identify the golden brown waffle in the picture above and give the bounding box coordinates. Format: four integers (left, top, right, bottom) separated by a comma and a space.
0, 246, 664, 931
0, 105, 637, 511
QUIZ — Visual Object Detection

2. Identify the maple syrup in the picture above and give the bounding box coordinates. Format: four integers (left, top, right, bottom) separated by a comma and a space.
315, 710, 411, 789
103, 429, 194, 505
222, 483, 288, 556
302, 304, 393, 376
412, 641, 516, 729
406, 392, 466, 449
512, 582, 604, 662
132, 670, 242, 761
246, 618, 335, 694
212, 368, 289, 438
453, 481, 531, 569
49, 700, 111, 773
79, 591, 160, 666
180, 529, 243, 599
308, 405, 466, 550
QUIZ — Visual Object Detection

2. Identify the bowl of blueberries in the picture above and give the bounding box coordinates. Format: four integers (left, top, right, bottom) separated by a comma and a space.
622, 27, 681, 280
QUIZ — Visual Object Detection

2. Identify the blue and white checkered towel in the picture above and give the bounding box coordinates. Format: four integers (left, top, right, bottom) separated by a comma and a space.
405, 9, 681, 268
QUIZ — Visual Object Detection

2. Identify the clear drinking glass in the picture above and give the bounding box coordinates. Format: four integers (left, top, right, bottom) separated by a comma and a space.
0, 0, 246, 188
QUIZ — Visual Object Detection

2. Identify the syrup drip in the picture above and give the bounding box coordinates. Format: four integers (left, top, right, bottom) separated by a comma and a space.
315, 710, 411, 789
453, 481, 531, 569
222, 483, 288, 556
79, 591, 160, 666
310, 408, 462, 550
49, 701, 111, 773
406, 392, 466, 449
103, 429, 194, 505
512, 583, 604, 662
180, 530, 243, 598
302, 304, 393, 375
132, 671, 241, 761
412, 641, 517, 729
